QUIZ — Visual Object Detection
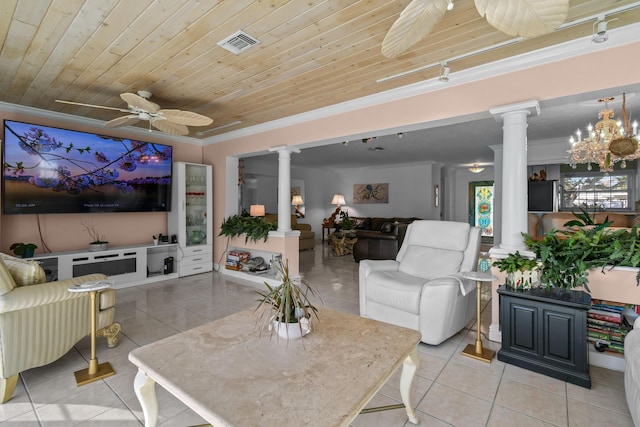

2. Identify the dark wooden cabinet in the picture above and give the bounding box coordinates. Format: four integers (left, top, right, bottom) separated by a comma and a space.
497, 285, 591, 388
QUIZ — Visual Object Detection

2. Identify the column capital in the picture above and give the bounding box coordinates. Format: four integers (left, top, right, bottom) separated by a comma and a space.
268, 145, 301, 154
490, 100, 540, 122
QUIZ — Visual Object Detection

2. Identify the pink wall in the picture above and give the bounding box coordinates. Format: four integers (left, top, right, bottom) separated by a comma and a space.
0, 109, 202, 254
204, 41, 640, 266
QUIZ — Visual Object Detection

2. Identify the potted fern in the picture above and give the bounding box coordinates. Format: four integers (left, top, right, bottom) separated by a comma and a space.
219, 214, 277, 243
255, 259, 320, 339
492, 251, 541, 290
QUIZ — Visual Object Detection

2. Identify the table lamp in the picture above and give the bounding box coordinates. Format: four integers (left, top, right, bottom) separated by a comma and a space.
325, 194, 345, 225
291, 195, 304, 218
249, 204, 265, 217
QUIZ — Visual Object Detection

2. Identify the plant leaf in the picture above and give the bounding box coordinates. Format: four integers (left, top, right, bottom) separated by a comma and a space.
382, 0, 448, 58
474, 0, 569, 38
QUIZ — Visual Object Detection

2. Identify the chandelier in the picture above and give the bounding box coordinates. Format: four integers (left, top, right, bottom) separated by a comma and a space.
568, 94, 638, 172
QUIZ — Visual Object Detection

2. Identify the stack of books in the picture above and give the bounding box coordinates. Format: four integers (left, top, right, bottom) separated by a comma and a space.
587, 299, 635, 354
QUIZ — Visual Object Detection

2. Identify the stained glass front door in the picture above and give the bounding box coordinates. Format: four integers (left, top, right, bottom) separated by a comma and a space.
469, 181, 494, 239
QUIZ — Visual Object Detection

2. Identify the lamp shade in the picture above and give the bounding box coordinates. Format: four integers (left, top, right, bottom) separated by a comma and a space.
331, 194, 346, 205
291, 195, 304, 205
249, 204, 265, 217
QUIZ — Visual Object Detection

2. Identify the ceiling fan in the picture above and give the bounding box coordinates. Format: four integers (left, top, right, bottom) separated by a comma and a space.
382, 0, 570, 58
56, 91, 213, 136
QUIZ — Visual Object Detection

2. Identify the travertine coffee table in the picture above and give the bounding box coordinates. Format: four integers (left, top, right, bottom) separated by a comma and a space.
129, 307, 421, 427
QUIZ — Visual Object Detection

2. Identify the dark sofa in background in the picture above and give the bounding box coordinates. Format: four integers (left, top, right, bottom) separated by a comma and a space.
350, 217, 420, 262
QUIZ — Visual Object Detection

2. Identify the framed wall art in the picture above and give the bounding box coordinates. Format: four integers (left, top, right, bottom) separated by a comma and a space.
353, 183, 388, 204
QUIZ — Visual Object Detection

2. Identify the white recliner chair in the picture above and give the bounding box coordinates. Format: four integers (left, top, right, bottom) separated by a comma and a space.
359, 220, 481, 345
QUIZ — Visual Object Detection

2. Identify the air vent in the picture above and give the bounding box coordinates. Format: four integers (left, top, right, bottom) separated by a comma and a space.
217, 30, 260, 54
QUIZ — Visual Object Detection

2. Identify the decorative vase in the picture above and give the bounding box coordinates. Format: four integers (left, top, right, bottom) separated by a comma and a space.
189, 230, 206, 244
506, 268, 541, 290
272, 317, 311, 340
89, 242, 108, 252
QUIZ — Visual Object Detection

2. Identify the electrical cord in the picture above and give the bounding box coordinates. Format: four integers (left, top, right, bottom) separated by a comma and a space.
213, 236, 231, 273
36, 214, 52, 253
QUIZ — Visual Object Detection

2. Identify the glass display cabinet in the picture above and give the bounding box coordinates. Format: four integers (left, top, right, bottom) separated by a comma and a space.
168, 162, 213, 277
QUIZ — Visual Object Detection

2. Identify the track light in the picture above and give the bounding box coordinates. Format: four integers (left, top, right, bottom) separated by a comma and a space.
439, 62, 450, 82
592, 15, 609, 43
446, 0, 454, 11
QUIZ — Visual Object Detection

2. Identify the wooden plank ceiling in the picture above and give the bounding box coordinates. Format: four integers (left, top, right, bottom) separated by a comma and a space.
1, 0, 639, 138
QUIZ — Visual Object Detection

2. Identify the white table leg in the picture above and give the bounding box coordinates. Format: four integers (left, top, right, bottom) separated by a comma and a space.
400, 348, 419, 424
134, 369, 158, 427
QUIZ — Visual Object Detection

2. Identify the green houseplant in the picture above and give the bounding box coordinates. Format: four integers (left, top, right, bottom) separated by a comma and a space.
255, 259, 320, 339
10, 242, 38, 258
492, 251, 541, 290
339, 211, 353, 231
219, 214, 277, 243
524, 225, 640, 292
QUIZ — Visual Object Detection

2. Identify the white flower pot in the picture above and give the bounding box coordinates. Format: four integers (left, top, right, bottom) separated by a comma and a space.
272, 317, 311, 339
89, 242, 108, 252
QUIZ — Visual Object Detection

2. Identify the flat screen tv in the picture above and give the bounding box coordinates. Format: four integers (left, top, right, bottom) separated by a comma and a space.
528, 180, 558, 212
2, 120, 173, 214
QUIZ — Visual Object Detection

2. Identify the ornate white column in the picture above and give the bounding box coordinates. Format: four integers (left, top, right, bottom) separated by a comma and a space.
490, 101, 539, 252
488, 101, 539, 344
268, 145, 300, 233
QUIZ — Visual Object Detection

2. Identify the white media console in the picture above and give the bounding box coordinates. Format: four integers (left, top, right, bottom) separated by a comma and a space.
33, 243, 179, 289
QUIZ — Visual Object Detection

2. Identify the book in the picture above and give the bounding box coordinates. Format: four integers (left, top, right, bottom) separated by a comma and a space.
588, 312, 622, 324
591, 304, 625, 314
592, 299, 629, 308
588, 330, 625, 343
589, 308, 622, 318
587, 317, 623, 328
588, 326, 627, 337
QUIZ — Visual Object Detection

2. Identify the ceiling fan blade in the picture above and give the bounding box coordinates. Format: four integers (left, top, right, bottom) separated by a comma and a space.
120, 92, 160, 113
381, 0, 448, 58
159, 109, 213, 126
150, 118, 189, 136
474, 0, 569, 38
55, 99, 130, 113
104, 115, 141, 128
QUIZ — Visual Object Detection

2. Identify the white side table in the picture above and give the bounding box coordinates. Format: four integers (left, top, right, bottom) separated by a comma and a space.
460, 271, 497, 363
68, 281, 116, 385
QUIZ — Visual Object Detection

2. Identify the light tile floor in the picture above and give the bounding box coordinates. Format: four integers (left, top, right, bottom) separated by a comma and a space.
1, 242, 634, 426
